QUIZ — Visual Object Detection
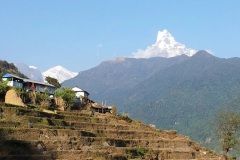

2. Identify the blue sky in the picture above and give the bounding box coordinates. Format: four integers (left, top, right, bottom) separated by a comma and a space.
0, 0, 240, 72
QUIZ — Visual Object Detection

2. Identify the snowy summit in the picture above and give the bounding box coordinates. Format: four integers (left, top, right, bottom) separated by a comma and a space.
42, 66, 78, 83
133, 29, 197, 58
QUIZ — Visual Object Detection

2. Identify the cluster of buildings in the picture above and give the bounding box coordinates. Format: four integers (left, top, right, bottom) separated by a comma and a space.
2, 73, 113, 113
2, 73, 89, 100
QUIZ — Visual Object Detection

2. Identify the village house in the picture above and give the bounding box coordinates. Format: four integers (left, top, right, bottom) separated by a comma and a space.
2, 73, 56, 95
2, 73, 24, 89
72, 86, 89, 98
71, 86, 90, 109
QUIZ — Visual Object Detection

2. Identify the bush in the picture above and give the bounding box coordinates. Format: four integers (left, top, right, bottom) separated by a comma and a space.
118, 113, 133, 123
0, 79, 9, 102
126, 148, 146, 158
35, 91, 50, 108
55, 88, 75, 110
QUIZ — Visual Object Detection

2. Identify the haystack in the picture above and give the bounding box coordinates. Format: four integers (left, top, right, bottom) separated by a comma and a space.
5, 89, 26, 107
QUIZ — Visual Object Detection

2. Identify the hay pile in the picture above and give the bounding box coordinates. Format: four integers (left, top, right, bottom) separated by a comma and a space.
5, 89, 26, 107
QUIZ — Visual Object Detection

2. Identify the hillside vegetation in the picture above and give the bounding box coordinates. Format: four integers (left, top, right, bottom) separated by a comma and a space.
0, 102, 222, 160
63, 50, 240, 151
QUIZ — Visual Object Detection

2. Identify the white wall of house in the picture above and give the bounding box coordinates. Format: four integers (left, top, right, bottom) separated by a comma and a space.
2, 77, 23, 88
72, 87, 89, 98
75, 91, 86, 98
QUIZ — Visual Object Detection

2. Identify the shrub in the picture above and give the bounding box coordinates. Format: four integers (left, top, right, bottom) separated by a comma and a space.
55, 88, 75, 110
118, 113, 133, 123
0, 79, 9, 101
35, 91, 50, 108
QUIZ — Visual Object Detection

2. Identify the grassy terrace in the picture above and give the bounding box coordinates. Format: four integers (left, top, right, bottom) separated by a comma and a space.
0, 103, 222, 160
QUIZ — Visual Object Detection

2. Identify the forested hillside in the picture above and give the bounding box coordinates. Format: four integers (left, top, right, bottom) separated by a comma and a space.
0, 60, 27, 78
63, 50, 240, 151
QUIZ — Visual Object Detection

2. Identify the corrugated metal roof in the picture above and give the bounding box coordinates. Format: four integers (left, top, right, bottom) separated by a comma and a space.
72, 87, 84, 92
2, 73, 55, 88
72, 86, 89, 95
23, 79, 55, 87
2, 73, 23, 80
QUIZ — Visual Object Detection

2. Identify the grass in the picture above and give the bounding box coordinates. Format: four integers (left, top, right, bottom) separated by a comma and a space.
0, 102, 224, 160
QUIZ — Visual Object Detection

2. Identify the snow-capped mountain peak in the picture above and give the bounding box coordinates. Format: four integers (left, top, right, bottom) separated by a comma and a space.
133, 29, 197, 58
43, 66, 78, 83
156, 29, 174, 43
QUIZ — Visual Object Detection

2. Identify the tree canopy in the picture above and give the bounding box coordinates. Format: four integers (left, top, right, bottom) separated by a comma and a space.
0, 78, 10, 101
55, 87, 75, 110
45, 76, 61, 88
215, 111, 240, 159
0, 78, 9, 94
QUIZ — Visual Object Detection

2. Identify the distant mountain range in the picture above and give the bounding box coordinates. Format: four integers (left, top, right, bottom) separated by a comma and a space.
2, 29, 240, 152
7, 29, 197, 84
15, 63, 44, 82
12, 64, 78, 83
63, 50, 240, 150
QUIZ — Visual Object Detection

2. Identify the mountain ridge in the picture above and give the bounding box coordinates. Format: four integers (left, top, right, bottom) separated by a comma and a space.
0, 60, 27, 79
15, 63, 44, 82
63, 50, 240, 152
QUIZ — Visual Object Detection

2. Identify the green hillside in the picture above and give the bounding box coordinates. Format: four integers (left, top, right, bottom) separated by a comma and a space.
123, 51, 240, 151
63, 50, 240, 152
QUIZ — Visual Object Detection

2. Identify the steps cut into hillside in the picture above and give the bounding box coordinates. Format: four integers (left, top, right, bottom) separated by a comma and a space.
0, 103, 223, 160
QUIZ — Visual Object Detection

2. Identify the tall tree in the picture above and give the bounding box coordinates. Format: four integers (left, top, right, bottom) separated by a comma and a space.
45, 76, 61, 88
215, 111, 240, 159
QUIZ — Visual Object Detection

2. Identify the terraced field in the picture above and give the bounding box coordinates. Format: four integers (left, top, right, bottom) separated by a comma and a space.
0, 103, 223, 160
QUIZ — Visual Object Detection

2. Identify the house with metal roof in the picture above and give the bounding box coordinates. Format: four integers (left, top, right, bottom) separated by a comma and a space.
2, 73, 24, 89
2, 73, 56, 95
23, 79, 55, 95
72, 86, 90, 98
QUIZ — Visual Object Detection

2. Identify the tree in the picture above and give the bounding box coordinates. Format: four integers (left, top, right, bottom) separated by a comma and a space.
0, 78, 10, 101
215, 111, 240, 159
45, 76, 61, 88
0, 79, 9, 94
55, 87, 75, 110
